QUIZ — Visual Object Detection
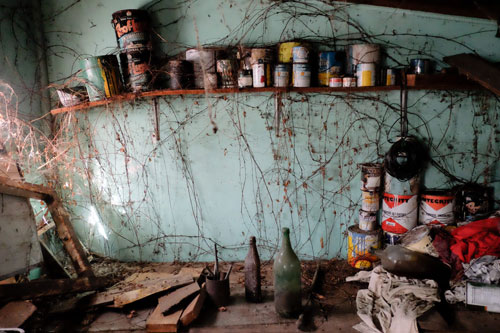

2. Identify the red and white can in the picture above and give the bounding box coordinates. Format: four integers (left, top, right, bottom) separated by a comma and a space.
381, 193, 418, 234
329, 77, 342, 87
419, 190, 454, 227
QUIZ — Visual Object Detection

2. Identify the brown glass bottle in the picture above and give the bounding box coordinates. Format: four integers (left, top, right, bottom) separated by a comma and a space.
245, 236, 262, 302
273, 227, 301, 318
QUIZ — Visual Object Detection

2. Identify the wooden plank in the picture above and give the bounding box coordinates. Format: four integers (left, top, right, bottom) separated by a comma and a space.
0, 176, 54, 200
339, 0, 499, 20
157, 282, 199, 315
0, 301, 37, 328
146, 306, 183, 333
0, 277, 110, 301
113, 274, 193, 308
444, 53, 500, 96
180, 284, 206, 327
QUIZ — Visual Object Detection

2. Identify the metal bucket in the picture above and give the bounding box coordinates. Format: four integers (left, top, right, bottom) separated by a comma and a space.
361, 190, 379, 212
81, 55, 123, 101
360, 163, 383, 192
318, 51, 342, 86
279, 42, 301, 63
359, 209, 377, 231
419, 190, 454, 227
119, 50, 151, 92
347, 226, 381, 269
111, 9, 151, 51
381, 192, 418, 234
292, 63, 311, 87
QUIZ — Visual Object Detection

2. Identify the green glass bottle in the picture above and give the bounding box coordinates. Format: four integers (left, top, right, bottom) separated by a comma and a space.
273, 227, 301, 318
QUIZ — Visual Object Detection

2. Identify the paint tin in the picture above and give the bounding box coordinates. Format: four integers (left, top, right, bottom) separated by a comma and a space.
238, 70, 253, 88
361, 190, 379, 212
419, 190, 455, 227
359, 209, 377, 231
119, 50, 152, 92
360, 163, 383, 192
81, 55, 123, 101
279, 42, 301, 63
274, 64, 290, 87
250, 48, 274, 66
384, 68, 397, 86
111, 9, 152, 51
186, 48, 216, 73
383, 231, 402, 246
318, 51, 342, 86
56, 86, 88, 107
292, 46, 309, 64
292, 63, 311, 87
347, 226, 381, 269
381, 192, 418, 234
329, 77, 342, 87
410, 59, 431, 74
346, 44, 381, 74
252, 62, 266, 88
356, 63, 376, 87
343, 76, 356, 87
167, 60, 193, 90
455, 183, 492, 222
217, 59, 236, 88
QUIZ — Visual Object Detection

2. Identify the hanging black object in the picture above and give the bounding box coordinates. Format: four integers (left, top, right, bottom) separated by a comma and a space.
384, 136, 428, 181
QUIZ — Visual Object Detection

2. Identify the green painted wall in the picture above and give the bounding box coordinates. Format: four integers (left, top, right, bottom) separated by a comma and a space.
41, 0, 499, 262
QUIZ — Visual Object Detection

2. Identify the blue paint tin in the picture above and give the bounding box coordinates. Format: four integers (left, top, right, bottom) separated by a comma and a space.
410, 59, 431, 74
318, 51, 343, 86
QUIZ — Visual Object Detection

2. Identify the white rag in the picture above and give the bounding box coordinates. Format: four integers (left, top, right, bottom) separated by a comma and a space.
347, 266, 440, 333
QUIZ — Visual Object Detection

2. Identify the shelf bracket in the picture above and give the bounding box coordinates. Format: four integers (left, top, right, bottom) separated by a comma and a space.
153, 97, 160, 141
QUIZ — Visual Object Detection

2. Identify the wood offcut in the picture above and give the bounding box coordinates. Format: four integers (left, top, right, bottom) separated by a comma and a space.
0, 301, 37, 328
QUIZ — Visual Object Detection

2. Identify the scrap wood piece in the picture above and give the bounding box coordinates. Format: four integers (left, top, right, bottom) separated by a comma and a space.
0, 301, 36, 328
146, 307, 183, 333
180, 283, 206, 327
0, 276, 110, 301
113, 274, 194, 308
444, 53, 500, 96
158, 282, 200, 315
0, 176, 93, 277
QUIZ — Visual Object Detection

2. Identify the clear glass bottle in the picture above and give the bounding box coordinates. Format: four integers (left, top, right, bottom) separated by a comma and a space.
273, 227, 301, 317
245, 236, 262, 302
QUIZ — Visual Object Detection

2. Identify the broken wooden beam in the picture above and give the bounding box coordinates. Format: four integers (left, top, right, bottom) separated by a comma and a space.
0, 277, 110, 301
0, 176, 94, 277
0, 301, 37, 328
158, 282, 200, 315
147, 307, 183, 333
444, 53, 500, 96
180, 283, 206, 327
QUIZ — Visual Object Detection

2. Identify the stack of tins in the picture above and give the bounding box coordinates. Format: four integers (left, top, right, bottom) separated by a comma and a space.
112, 9, 152, 92
419, 190, 455, 227
348, 163, 383, 269
346, 44, 381, 87
186, 48, 217, 89
80, 55, 123, 101
317, 51, 342, 87
381, 173, 419, 245
273, 42, 299, 87
292, 45, 311, 87
251, 48, 274, 88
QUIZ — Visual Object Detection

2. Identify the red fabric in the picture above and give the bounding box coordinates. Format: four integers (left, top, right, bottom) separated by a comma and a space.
449, 217, 500, 263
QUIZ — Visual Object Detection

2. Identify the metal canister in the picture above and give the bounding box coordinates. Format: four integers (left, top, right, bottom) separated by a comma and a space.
274, 64, 290, 87
346, 44, 381, 74
359, 209, 377, 231
318, 51, 342, 86
329, 77, 342, 87
217, 59, 236, 88
347, 226, 381, 269
360, 163, 383, 192
384, 68, 397, 86
111, 9, 152, 51
81, 55, 123, 101
361, 190, 379, 212
252, 62, 266, 88
410, 59, 431, 74
419, 190, 455, 227
279, 42, 301, 63
356, 63, 377, 87
119, 50, 152, 92
167, 60, 193, 90
292, 63, 311, 87
343, 76, 356, 87
250, 48, 273, 65
292, 46, 309, 64
238, 70, 253, 88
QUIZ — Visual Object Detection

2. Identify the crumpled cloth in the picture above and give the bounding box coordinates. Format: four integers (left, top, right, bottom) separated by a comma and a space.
450, 217, 500, 263
347, 266, 440, 333
444, 281, 466, 304
463, 255, 500, 284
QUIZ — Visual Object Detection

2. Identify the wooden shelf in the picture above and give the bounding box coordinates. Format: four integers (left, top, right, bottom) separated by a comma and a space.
50, 80, 481, 115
